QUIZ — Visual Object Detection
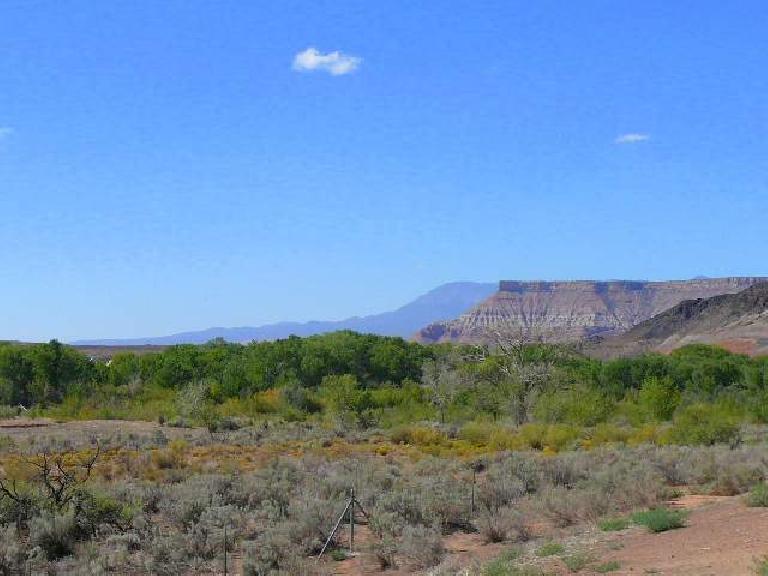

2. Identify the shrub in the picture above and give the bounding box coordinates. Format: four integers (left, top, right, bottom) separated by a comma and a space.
595, 560, 621, 573
637, 376, 680, 421
537, 485, 608, 527
563, 552, 592, 573
664, 445, 766, 494
0, 525, 27, 574
0, 487, 39, 529
389, 425, 446, 447
72, 491, 133, 537
598, 516, 629, 531
754, 555, 768, 576
540, 452, 588, 488
29, 511, 78, 560
330, 548, 347, 561
482, 550, 523, 576
477, 467, 527, 511
488, 428, 520, 451
482, 555, 544, 576
746, 483, 768, 507
477, 505, 530, 543
534, 386, 612, 427
589, 423, 631, 446
631, 507, 687, 533
496, 548, 522, 563
460, 422, 495, 446
371, 535, 398, 569
143, 532, 189, 576
0, 405, 23, 419
627, 423, 661, 446
516, 423, 548, 450
399, 524, 444, 568
665, 403, 741, 447
586, 454, 664, 510
536, 541, 564, 557
537, 486, 576, 527
483, 556, 514, 576
496, 453, 540, 494
544, 424, 580, 452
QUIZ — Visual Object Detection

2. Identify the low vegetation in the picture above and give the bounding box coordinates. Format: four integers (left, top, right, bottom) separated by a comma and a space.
535, 541, 564, 557
598, 516, 630, 531
754, 556, 768, 576
562, 551, 592, 572
0, 334, 766, 572
631, 507, 688, 533
595, 560, 621, 573
746, 483, 768, 507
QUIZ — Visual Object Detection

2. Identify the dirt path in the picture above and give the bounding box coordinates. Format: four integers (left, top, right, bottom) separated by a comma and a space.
602, 495, 768, 575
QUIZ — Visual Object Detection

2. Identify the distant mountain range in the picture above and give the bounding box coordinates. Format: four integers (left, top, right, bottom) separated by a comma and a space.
74, 282, 496, 345
75, 277, 768, 358
591, 282, 768, 357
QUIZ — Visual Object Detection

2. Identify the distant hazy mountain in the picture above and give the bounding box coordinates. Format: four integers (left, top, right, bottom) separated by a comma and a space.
75, 282, 496, 345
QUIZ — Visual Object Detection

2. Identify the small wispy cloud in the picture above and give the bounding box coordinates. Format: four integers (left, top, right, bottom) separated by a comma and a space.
292, 47, 362, 76
615, 133, 650, 144
0, 127, 13, 140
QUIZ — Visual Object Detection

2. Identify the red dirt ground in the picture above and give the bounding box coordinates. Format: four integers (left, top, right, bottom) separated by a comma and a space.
600, 495, 768, 576
330, 495, 768, 575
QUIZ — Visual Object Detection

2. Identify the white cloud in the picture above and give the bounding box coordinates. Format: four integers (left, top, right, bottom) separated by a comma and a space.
292, 47, 362, 76
0, 127, 13, 140
615, 133, 650, 144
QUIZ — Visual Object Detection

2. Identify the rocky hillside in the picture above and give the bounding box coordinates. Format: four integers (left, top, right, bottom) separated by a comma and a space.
416, 277, 766, 344
591, 282, 768, 357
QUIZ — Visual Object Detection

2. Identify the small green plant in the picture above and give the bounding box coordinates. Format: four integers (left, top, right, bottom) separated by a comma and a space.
599, 516, 629, 531
498, 547, 522, 562
746, 483, 768, 507
753, 555, 768, 576
330, 548, 348, 561
513, 569, 548, 576
595, 560, 621, 573
482, 557, 512, 576
536, 541, 565, 557
631, 507, 687, 533
482, 548, 524, 576
563, 552, 592, 572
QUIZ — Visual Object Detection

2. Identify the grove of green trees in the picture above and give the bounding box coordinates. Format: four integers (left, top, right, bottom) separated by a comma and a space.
1, 332, 767, 445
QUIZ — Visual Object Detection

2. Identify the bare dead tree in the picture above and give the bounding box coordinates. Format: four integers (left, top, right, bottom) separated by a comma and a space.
0, 442, 101, 512
422, 349, 470, 424
0, 475, 24, 504
473, 325, 567, 425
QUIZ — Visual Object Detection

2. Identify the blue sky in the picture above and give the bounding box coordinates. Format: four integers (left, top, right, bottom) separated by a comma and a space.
1, 1, 767, 341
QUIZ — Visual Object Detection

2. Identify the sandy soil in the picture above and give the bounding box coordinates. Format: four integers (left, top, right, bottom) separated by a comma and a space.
329, 495, 768, 575
601, 495, 768, 576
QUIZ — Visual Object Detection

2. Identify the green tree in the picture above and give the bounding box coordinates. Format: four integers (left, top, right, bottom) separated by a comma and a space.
321, 374, 374, 428
0, 345, 35, 406
28, 341, 91, 405
637, 375, 680, 421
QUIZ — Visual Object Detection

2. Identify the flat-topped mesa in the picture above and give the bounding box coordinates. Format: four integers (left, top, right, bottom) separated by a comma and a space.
499, 280, 646, 293
415, 277, 768, 344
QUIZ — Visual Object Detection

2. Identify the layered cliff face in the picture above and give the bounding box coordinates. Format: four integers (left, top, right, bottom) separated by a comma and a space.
415, 278, 767, 344
591, 282, 768, 358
